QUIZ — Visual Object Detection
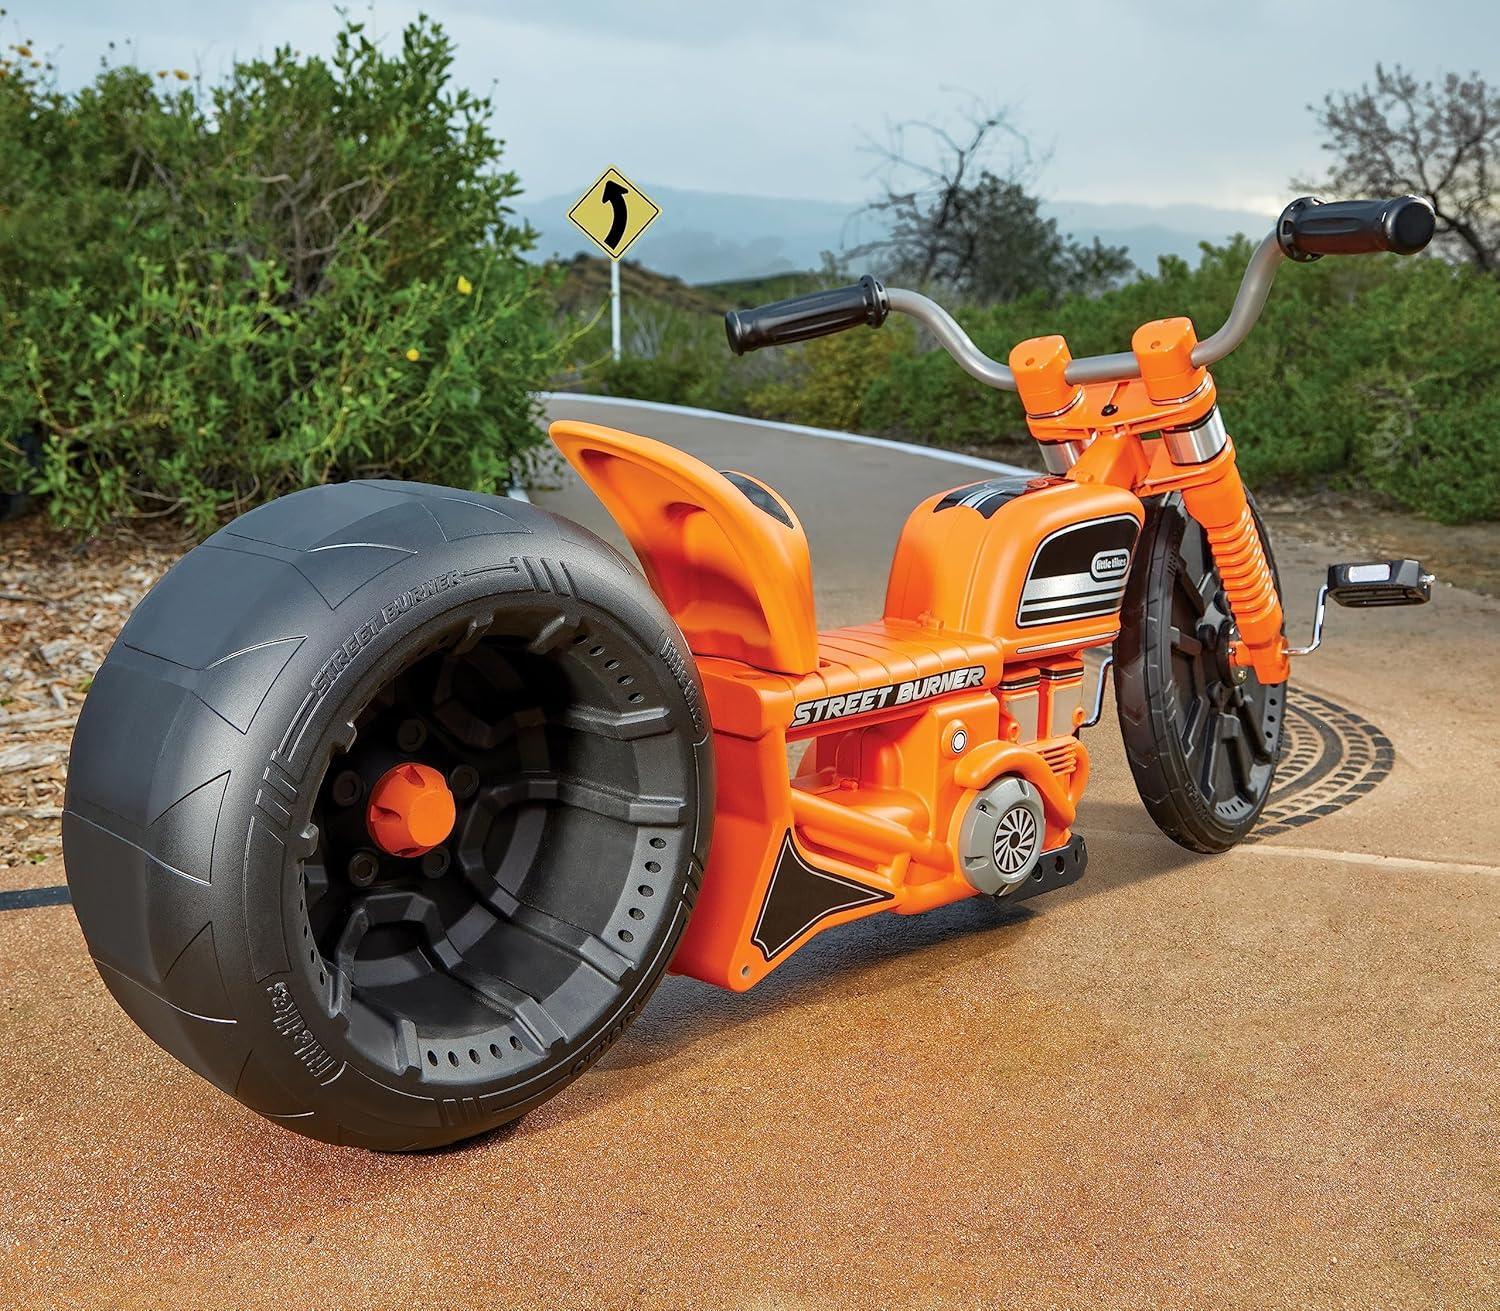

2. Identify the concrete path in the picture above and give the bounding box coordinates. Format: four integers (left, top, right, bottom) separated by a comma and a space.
2, 398, 1496, 1310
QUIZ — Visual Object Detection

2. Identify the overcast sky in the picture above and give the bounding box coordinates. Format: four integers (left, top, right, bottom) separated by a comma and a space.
14, 1, 1498, 214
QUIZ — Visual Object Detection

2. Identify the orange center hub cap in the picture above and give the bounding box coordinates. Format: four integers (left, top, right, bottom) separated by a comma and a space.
367, 762, 457, 858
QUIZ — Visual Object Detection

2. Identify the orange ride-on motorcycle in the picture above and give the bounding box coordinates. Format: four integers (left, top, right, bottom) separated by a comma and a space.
64, 195, 1437, 1149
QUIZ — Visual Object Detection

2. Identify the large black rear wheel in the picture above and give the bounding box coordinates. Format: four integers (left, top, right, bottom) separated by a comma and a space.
1114, 492, 1286, 853
64, 480, 713, 1150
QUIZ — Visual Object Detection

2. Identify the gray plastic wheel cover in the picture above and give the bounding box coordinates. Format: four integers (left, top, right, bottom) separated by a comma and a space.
957, 775, 1046, 895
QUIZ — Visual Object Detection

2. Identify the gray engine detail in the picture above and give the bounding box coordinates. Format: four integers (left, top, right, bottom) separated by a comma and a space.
957, 776, 1047, 896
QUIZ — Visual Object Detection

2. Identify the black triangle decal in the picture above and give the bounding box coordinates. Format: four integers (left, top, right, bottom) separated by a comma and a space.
751, 832, 892, 961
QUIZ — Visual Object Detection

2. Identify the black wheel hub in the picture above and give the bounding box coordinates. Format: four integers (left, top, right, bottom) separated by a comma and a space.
1167, 522, 1283, 825
294, 607, 694, 1085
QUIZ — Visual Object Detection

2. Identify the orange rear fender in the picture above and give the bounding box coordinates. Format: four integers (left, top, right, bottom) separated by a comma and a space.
550, 420, 819, 675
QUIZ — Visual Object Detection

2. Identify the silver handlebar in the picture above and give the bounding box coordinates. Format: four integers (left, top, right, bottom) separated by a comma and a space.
884, 230, 1286, 395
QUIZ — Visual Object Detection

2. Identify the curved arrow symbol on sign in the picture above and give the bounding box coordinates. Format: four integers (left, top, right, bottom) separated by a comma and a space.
601, 179, 630, 250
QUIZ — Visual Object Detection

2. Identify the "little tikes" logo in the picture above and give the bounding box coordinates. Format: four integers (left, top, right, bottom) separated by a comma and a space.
1090, 548, 1130, 582
791, 665, 986, 728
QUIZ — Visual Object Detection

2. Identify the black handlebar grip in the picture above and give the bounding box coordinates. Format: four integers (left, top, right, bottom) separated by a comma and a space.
1277, 195, 1436, 262
724, 275, 888, 355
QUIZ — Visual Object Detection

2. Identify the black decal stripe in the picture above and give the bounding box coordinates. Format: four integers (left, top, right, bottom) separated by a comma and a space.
1027, 516, 1140, 580
720, 470, 795, 529
1020, 582, 1126, 610
1019, 596, 1127, 624
1019, 516, 1139, 628
934, 478, 1034, 518
751, 833, 892, 960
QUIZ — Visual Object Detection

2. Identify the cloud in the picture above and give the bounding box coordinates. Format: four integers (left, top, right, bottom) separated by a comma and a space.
22, 0, 1500, 213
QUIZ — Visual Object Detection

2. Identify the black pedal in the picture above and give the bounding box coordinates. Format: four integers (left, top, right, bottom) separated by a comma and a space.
1326, 559, 1432, 608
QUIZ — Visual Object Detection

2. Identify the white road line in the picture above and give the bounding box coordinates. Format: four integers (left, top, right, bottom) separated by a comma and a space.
1089, 829, 1500, 878
539, 391, 1038, 477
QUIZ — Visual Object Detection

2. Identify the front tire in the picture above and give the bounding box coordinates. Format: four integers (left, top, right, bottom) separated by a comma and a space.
64, 480, 713, 1150
1114, 491, 1286, 853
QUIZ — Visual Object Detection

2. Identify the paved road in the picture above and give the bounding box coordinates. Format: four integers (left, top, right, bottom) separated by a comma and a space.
3, 398, 1497, 1310
537, 393, 1034, 630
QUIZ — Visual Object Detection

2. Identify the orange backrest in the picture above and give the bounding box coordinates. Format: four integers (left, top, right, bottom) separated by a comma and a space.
550, 420, 819, 676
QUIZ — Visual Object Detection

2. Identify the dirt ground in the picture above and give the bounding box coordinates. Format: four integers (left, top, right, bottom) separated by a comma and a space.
1258, 491, 1500, 600
1, 408, 1497, 1309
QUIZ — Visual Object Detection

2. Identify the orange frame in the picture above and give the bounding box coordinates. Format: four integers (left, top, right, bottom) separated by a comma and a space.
551, 314, 1284, 990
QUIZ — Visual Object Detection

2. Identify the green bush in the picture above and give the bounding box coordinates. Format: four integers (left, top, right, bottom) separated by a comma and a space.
581, 300, 764, 414
745, 320, 914, 432
0, 17, 562, 534
591, 355, 705, 407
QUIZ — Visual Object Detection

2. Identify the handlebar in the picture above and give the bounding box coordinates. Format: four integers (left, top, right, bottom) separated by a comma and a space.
725, 275, 888, 355
1276, 195, 1435, 261
723, 195, 1435, 394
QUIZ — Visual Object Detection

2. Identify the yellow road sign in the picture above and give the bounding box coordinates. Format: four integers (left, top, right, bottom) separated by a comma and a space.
566, 167, 661, 261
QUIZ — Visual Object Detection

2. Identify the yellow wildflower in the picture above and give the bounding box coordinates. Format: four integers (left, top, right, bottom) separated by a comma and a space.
156, 70, 167, 78
405, 348, 421, 362
455, 275, 473, 296
16, 46, 32, 58
173, 69, 189, 81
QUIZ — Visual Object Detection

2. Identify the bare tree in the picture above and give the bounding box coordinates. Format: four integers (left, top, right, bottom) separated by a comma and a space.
850, 103, 1131, 303
1303, 64, 1500, 271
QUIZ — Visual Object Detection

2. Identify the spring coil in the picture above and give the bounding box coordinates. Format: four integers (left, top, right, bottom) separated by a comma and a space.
1178, 462, 1287, 684
1201, 501, 1283, 648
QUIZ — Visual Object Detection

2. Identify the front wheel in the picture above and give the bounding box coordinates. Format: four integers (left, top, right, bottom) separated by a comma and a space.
1114, 491, 1286, 853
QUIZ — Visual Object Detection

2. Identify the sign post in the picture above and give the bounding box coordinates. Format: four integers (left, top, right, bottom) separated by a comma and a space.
567, 167, 662, 366
610, 259, 621, 361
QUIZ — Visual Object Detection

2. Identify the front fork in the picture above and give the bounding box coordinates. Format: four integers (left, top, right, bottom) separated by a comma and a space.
1174, 451, 1290, 685
1056, 411, 1291, 686
1128, 327, 1291, 685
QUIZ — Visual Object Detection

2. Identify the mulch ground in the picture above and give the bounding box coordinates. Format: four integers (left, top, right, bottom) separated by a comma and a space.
0, 515, 186, 870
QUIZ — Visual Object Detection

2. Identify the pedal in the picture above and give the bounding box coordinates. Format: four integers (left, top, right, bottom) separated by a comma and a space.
1326, 559, 1433, 608
1290, 559, 1434, 657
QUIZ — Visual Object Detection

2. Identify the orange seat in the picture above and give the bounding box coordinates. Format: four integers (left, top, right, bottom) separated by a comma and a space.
693, 621, 1005, 740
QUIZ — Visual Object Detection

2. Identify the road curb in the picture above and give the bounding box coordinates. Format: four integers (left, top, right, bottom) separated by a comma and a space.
538, 391, 1037, 478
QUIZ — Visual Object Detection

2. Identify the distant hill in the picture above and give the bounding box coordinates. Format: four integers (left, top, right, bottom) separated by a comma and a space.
1044, 200, 1278, 273
551, 253, 728, 317
550, 258, 842, 331
519, 183, 1275, 286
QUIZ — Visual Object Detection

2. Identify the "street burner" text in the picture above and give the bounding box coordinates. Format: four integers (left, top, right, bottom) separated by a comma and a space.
790, 665, 986, 728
